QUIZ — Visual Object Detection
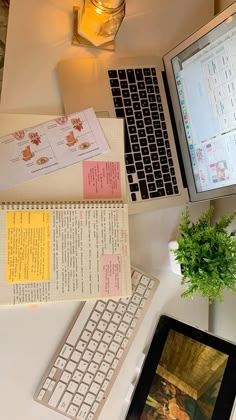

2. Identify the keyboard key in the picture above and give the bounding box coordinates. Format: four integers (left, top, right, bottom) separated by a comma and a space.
133, 102, 141, 110
165, 182, 174, 195
125, 107, 133, 115
130, 84, 137, 92
153, 161, 160, 170
161, 165, 170, 173
120, 80, 128, 89
135, 69, 144, 80
137, 120, 144, 129
150, 189, 165, 198
48, 382, 66, 407
132, 143, 140, 152
148, 183, 156, 192
118, 69, 126, 79
147, 174, 154, 183
154, 170, 162, 179
127, 116, 135, 125
55, 357, 66, 370
122, 89, 130, 98
140, 138, 147, 146
143, 108, 150, 116
67, 404, 78, 417
156, 179, 164, 188
160, 156, 167, 164
60, 344, 73, 359
77, 403, 90, 418
141, 99, 148, 107
158, 147, 166, 156
108, 70, 117, 78
163, 173, 171, 182
137, 170, 145, 179
115, 108, 125, 118
125, 154, 134, 165
126, 165, 135, 174
61, 371, 72, 384
129, 125, 137, 134
112, 87, 121, 96
113, 97, 123, 108
131, 93, 139, 101
124, 98, 132, 107
139, 180, 149, 199
150, 103, 158, 111
109, 78, 119, 87
144, 165, 152, 174
156, 138, 164, 147
154, 120, 161, 129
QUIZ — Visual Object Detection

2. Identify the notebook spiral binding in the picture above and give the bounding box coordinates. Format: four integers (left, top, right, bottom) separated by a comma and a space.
0, 201, 125, 210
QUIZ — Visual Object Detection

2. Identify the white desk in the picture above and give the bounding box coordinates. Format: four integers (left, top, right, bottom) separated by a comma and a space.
0, 1, 214, 419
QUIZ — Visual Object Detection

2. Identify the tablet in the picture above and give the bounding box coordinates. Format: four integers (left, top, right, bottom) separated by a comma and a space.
126, 315, 236, 420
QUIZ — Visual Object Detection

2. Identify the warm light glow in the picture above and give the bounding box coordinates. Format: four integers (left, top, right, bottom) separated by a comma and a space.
95, 6, 103, 15
226, 15, 233, 23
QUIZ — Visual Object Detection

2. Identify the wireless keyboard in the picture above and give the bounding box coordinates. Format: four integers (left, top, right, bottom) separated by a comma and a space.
107, 67, 180, 203
34, 266, 159, 419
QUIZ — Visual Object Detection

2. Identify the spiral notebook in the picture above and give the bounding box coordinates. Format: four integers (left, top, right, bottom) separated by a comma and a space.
0, 114, 131, 306
0, 201, 130, 306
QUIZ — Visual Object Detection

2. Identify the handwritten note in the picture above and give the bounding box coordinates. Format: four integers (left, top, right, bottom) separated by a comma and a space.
6, 211, 50, 283
100, 254, 122, 297
83, 161, 121, 198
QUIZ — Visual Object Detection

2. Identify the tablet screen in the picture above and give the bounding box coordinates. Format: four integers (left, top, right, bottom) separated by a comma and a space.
141, 329, 228, 420
126, 316, 236, 420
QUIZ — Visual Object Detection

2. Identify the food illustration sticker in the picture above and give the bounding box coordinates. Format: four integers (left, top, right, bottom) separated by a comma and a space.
22, 145, 35, 161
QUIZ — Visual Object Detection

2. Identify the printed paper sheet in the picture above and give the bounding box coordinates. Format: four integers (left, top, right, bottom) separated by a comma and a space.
0, 108, 109, 190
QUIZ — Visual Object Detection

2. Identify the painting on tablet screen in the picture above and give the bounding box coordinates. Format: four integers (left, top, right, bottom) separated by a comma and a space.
141, 330, 228, 420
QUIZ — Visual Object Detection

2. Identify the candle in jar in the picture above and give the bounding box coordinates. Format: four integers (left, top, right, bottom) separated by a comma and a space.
78, 0, 125, 47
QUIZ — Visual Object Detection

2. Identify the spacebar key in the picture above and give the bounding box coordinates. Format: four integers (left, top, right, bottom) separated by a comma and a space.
139, 180, 149, 199
124, 122, 132, 153
48, 382, 66, 407
66, 302, 96, 346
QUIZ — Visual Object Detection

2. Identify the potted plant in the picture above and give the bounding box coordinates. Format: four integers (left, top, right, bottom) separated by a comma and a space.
172, 206, 236, 303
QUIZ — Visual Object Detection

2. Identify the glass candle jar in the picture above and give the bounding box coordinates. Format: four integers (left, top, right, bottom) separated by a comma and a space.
78, 0, 126, 47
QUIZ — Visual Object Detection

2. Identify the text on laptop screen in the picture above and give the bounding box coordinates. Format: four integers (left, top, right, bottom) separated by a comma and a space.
172, 13, 236, 193
141, 329, 228, 420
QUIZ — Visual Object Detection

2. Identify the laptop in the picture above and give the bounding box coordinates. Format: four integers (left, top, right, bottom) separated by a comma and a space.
126, 315, 236, 420
58, 2, 236, 214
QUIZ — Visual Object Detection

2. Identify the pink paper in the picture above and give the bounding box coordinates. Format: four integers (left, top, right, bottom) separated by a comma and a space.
100, 255, 122, 297
83, 161, 121, 199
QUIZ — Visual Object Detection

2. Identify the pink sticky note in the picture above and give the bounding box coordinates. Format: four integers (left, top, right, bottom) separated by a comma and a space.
100, 255, 122, 297
83, 161, 121, 199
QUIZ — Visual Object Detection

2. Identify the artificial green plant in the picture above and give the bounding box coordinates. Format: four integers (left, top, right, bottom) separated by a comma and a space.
173, 207, 236, 303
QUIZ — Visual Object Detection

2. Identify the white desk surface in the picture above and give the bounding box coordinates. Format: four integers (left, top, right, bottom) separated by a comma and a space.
0, 1, 215, 419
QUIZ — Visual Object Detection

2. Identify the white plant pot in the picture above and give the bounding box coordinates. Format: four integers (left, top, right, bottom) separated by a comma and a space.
168, 240, 182, 275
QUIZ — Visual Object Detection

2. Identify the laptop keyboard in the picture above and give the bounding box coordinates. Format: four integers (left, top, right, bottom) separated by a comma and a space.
34, 267, 158, 420
108, 67, 179, 202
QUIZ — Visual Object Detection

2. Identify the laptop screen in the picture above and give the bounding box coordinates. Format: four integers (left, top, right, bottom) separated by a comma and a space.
167, 7, 236, 199
164, 2, 236, 201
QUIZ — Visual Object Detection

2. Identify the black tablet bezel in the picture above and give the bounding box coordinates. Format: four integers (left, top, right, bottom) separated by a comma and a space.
126, 315, 236, 420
